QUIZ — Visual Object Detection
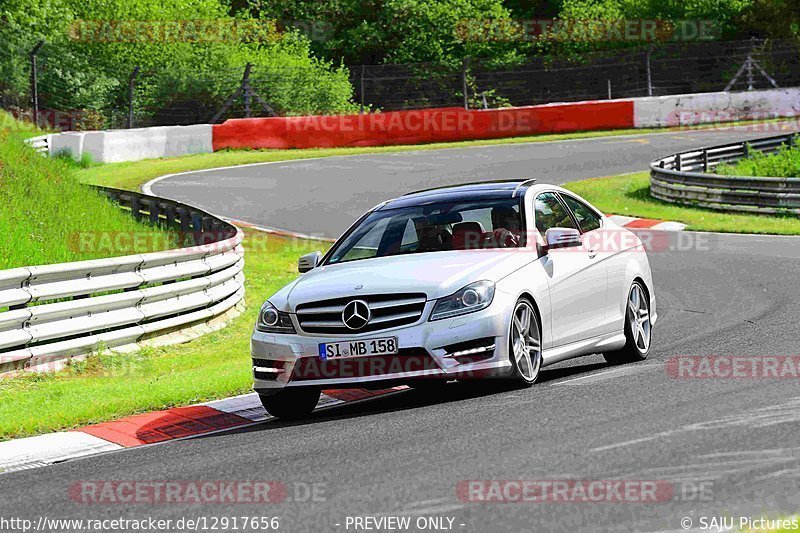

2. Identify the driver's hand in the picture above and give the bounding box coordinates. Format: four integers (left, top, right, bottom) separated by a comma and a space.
493, 228, 519, 248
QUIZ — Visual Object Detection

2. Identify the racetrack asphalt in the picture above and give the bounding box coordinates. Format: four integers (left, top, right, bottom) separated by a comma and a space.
2, 125, 800, 532
151, 124, 798, 238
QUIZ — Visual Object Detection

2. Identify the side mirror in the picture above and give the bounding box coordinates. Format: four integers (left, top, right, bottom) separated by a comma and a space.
543, 227, 582, 253
298, 251, 322, 273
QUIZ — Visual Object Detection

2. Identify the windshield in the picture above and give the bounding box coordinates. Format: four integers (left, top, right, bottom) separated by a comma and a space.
326, 198, 525, 265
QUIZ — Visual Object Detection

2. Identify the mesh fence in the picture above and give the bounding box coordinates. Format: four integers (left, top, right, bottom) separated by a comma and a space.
354, 40, 800, 110
2, 38, 799, 131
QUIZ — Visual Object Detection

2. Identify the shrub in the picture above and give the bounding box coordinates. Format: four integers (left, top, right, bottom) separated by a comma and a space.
717, 144, 800, 178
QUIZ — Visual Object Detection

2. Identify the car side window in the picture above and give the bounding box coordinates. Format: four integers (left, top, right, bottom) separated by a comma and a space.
561, 195, 602, 233
534, 192, 578, 238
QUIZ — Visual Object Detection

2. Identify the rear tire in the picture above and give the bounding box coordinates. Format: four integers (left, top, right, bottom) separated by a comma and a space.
259, 387, 321, 420
604, 281, 652, 365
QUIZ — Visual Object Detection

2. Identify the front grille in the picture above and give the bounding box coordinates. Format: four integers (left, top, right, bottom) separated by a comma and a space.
290, 349, 440, 381
295, 293, 427, 334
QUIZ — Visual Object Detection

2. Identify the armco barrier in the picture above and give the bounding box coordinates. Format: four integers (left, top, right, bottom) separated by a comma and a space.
650, 132, 800, 214
212, 101, 635, 150
0, 187, 245, 375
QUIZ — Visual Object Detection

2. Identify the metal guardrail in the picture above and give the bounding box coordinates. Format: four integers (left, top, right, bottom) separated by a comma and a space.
25, 134, 49, 155
0, 186, 245, 374
650, 132, 800, 215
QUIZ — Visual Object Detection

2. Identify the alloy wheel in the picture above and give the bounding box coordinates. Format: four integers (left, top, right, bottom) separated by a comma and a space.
628, 283, 651, 353
510, 300, 542, 383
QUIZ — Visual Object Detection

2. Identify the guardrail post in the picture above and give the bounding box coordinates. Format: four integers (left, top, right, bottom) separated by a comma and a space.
675, 153, 682, 171
149, 201, 161, 225
191, 212, 203, 233
176, 207, 191, 232
163, 204, 176, 227
130, 197, 141, 220
789, 134, 797, 149
743, 143, 750, 159
702, 149, 709, 172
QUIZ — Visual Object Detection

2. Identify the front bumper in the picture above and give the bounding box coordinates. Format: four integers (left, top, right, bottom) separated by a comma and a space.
250, 295, 514, 393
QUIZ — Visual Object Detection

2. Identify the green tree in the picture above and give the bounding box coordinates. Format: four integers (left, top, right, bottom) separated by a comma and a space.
0, 0, 356, 125
248, 0, 524, 65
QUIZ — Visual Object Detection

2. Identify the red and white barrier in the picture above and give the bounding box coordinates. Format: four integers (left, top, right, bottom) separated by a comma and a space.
212, 101, 635, 151
41, 87, 800, 162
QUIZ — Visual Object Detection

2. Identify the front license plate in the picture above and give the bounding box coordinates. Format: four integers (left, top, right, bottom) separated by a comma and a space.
318, 337, 398, 360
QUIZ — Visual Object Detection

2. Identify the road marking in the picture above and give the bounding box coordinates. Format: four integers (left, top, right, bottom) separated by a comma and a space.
0, 432, 122, 474
554, 364, 657, 386
593, 397, 800, 452
603, 138, 650, 144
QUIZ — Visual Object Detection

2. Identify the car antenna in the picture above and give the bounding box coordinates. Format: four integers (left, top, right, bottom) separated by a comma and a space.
512, 178, 537, 198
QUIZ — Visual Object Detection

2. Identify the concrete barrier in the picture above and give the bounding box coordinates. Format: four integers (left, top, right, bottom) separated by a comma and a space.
48, 125, 213, 163
49, 132, 83, 160
633, 88, 800, 128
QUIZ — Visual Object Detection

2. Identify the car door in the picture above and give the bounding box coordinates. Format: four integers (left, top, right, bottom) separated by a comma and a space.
559, 192, 620, 336
534, 192, 608, 347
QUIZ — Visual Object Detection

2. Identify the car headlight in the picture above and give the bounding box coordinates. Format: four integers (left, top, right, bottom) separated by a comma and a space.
429, 281, 495, 321
256, 302, 296, 333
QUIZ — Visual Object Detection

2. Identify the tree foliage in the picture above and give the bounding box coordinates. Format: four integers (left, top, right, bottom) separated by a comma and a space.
0, 0, 356, 125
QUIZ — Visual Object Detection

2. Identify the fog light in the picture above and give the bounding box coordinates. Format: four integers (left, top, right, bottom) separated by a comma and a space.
444, 344, 496, 358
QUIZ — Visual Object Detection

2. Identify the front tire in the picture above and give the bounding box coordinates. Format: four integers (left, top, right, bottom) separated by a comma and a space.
259, 387, 321, 420
604, 281, 652, 365
507, 298, 542, 385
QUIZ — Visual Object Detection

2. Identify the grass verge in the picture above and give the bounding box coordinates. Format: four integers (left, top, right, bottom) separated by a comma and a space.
565, 171, 800, 235
0, 112, 179, 269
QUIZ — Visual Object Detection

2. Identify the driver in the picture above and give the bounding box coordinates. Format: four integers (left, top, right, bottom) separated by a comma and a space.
490, 206, 521, 248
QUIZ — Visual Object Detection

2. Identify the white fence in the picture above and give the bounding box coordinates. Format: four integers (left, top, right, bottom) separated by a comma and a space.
0, 187, 245, 374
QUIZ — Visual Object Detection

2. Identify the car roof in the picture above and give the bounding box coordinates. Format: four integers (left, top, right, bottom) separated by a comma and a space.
380, 179, 539, 210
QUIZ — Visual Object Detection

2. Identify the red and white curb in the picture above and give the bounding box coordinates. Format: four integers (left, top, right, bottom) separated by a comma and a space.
607, 214, 686, 232
0, 387, 406, 475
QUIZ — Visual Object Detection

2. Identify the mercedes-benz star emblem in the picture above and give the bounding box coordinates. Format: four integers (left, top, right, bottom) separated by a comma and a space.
342, 300, 371, 330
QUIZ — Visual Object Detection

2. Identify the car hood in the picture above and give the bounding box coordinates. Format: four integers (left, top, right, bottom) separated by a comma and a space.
270, 250, 535, 310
